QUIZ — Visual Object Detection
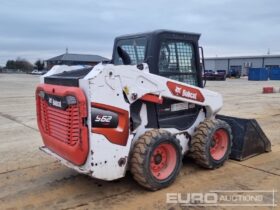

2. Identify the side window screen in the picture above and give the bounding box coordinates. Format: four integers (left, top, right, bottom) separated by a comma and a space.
159, 40, 197, 86
114, 38, 147, 65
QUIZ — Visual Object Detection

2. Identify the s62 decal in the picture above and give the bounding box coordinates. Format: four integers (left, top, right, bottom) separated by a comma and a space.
91, 108, 119, 128
95, 115, 113, 123
167, 81, 205, 102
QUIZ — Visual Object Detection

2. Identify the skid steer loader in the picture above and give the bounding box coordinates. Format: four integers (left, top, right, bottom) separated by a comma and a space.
36, 30, 271, 190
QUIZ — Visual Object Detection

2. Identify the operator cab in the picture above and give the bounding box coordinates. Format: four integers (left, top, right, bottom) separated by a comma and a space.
112, 29, 203, 88
112, 30, 203, 131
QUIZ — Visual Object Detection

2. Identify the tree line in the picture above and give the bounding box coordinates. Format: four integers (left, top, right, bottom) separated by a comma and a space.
4, 58, 45, 72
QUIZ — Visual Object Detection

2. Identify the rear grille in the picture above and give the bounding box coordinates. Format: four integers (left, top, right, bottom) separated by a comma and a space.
36, 84, 89, 165
38, 98, 81, 146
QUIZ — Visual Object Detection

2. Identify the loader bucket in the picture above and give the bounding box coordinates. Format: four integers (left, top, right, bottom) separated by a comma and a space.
216, 115, 271, 161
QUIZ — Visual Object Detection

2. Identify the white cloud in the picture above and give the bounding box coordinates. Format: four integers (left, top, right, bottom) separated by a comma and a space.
0, 0, 279, 66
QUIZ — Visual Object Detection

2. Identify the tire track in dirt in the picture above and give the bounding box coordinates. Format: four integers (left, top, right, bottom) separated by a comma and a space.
0, 112, 38, 132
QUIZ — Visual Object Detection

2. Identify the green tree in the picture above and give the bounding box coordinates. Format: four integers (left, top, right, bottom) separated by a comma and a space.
34, 59, 45, 70
6, 60, 15, 69
5, 58, 33, 72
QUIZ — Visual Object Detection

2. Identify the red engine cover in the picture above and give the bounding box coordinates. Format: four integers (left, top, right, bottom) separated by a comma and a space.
36, 84, 89, 166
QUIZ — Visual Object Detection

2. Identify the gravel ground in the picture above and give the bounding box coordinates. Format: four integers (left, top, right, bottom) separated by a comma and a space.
0, 74, 279, 210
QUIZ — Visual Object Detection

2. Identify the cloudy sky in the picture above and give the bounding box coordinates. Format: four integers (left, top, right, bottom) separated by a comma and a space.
0, 0, 279, 66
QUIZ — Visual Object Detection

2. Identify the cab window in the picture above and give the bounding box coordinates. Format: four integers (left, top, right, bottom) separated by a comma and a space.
158, 40, 197, 86
113, 38, 147, 65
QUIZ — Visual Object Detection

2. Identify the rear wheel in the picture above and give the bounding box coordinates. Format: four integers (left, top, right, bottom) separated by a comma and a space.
189, 119, 232, 169
130, 129, 182, 191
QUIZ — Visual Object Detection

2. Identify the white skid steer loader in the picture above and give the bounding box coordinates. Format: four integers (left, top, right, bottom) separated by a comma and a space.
36, 30, 271, 190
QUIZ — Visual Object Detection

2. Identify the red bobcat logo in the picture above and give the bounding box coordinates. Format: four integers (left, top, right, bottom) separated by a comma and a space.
167, 81, 205, 102
175, 86, 182, 94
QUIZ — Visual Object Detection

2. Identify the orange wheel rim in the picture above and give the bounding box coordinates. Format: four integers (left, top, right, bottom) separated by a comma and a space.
210, 129, 229, 160
150, 143, 177, 180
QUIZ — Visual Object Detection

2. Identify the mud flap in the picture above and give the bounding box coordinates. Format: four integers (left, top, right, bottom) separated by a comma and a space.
216, 115, 271, 161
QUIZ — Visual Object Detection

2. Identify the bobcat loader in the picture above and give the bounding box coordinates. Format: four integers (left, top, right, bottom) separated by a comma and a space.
36, 30, 271, 190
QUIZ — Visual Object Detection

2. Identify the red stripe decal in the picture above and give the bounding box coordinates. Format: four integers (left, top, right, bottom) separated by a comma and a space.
91, 102, 129, 146
140, 94, 163, 104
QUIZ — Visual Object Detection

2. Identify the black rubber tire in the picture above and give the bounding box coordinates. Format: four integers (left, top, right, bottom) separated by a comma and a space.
130, 129, 182, 191
189, 119, 232, 169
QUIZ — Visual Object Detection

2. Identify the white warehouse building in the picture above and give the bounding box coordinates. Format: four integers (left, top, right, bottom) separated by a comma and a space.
204, 54, 280, 76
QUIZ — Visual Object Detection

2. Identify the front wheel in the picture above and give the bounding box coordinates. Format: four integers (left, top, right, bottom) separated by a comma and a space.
189, 119, 232, 169
130, 129, 182, 191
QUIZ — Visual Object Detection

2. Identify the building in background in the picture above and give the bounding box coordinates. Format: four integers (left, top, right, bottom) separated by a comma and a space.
46, 51, 109, 69
205, 54, 280, 75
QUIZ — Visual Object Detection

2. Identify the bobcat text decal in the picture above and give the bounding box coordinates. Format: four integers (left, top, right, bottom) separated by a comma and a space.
167, 81, 205, 102
48, 97, 62, 108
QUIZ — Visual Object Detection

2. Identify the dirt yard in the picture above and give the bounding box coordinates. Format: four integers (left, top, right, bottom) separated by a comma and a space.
0, 74, 279, 210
